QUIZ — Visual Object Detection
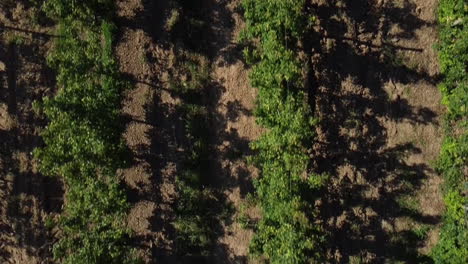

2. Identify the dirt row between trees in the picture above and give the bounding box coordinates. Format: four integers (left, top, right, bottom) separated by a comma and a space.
309, 0, 444, 262
0, 2, 59, 264
115, 0, 259, 262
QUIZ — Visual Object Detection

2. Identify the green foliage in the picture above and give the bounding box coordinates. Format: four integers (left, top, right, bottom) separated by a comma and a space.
53, 179, 135, 264
241, 0, 306, 40
169, 52, 230, 256
34, 3, 137, 264
436, 134, 468, 190
241, 0, 326, 263
237, 196, 258, 229
436, 0, 468, 119
34, 21, 126, 181
431, 0, 468, 263
431, 191, 468, 263
42, 0, 114, 22
174, 177, 215, 255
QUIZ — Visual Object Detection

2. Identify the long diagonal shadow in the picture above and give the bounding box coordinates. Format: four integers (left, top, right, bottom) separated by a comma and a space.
306, 0, 441, 263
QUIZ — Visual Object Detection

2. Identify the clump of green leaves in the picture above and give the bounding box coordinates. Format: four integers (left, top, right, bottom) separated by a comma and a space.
431, 0, 467, 263
241, 0, 327, 263
34, 2, 138, 263
173, 58, 232, 256
42, 0, 114, 23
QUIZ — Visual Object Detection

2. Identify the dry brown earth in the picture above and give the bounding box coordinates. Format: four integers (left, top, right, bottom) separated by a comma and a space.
0, 2, 58, 263
310, 0, 444, 262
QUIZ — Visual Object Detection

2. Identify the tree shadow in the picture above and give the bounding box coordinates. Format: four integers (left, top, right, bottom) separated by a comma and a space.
0, 25, 61, 39
307, 0, 440, 263
117, 0, 255, 262
0, 8, 58, 261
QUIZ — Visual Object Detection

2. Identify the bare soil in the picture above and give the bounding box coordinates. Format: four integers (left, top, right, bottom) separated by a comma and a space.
309, 0, 444, 262
115, 0, 176, 261
115, 0, 259, 263
208, 1, 261, 261
0, 2, 59, 263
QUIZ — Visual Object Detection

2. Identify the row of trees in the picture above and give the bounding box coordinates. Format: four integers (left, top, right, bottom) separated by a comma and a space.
240, 1, 327, 263
33, 1, 138, 263
431, 0, 467, 262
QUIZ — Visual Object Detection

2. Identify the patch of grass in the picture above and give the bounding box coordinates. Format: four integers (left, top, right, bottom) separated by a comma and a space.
236, 200, 257, 229
169, 53, 210, 95
44, 216, 56, 229
382, 46, 404, 67
416, 137, 428, 148
237, 213, 254, 229
412, 224, 431, 240
431, 0, 468, 262
403, 85, 411, 97
165, 9, 180, 32
349, 255, 364, 264
350, 221, 361, 234
140, 50, 149, 65
344, 110, 363, 129
5, 33, 26, 45
405, 58, 420, 72
399, 178, 415, 191
168, 20, 231, 256
397, 195, 420, 214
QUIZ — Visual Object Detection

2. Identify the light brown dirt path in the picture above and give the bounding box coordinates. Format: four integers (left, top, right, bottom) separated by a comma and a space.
309, 0, 444, 262
115, 0, 181, 262
0, 2, 58, 264
207, 0, 261, 262
116, 0, 261, 262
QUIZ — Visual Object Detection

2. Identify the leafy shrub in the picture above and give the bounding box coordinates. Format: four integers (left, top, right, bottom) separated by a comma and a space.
436, 0, 468, 119
34, 3, 137, 264
431, 191, 468, 263
431, 0, 467, 263
241, 0, 327, 263
43, 0, 114, 22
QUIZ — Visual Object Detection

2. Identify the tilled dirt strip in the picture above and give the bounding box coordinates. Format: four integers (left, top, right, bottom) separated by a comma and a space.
116, 0, 177, 261
207, 1, 261, 261
116, 0, 260, 263
310, 0, 444, 262
0, 2, 58, 264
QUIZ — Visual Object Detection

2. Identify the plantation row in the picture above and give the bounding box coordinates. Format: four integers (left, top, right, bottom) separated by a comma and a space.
165, 0, 239, 257
33, 1, 137, 263
170, 55, 224, 257
241, 0, 326, 263
431, 0, 467, 262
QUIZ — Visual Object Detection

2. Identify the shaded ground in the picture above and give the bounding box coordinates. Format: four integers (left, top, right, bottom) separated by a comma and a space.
0, 2, 59, 264
308, 0, 444, 263
206, 1, 261, 261
115, 0, 258, 263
